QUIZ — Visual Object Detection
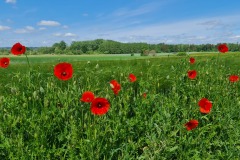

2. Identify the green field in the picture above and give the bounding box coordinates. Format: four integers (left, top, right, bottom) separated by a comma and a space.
3, 54, 149, 64
0, 53, 240, 159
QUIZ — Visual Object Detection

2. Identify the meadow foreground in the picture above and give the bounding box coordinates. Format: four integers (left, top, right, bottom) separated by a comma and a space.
0, 52, 240, 159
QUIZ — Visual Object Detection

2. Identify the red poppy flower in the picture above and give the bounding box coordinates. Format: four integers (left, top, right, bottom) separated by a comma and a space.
142, 93, 147, 98
80, 91, 95, 103
110, 80, 121, 95
90, 97, 110, 115
185, 119, 199, 131
129, 73, 137, 82
54, 62, 73, 81
189, 57, 195, 64
0, 57, 10, 68
198, 98, 212, 114
11, 42, 26, 55
187, 70, 197, 79
218, 44, 228, 53
229, 75, 239, 82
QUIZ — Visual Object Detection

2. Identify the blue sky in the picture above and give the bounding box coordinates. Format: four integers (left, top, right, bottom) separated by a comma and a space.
1, 0, 240, 47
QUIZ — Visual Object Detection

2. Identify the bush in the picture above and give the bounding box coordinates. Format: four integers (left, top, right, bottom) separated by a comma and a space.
65, 51, 74, 55
86, 51, 101, 55
131, 53, 134, 56
29, 51, 38, 55
140, 49, 149, 56
149, 50, 156, 56
177, 52, 187, 56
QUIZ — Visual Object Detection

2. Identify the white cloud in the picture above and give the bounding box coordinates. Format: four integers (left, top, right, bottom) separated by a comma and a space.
53, 33, 62, 37
230, 35, 240, 39
0, 25, 11, 31
82, 13, 88, 17
41, 41, 48, 44
64, 33, 77, 37
14, 26, 35, 34
52, 32, 77, 37
25, 26, 34, 31
37, 20, 61, 26
112, 1, 162, 19
198, 20, 221, 26
39, 27, 46, 30
14, 29, 27, 33
5, 0, 16, 4
62, 25, 68, 29
96, 14, 240, 44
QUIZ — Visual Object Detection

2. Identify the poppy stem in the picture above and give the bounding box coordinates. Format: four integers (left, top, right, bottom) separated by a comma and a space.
25, 53, 31, 69
217, 52, 220, 66
24, 52, 31, 86
217, 52, 221, 79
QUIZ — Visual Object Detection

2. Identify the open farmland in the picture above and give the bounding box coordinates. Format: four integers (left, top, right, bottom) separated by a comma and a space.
0, 53, 240, 159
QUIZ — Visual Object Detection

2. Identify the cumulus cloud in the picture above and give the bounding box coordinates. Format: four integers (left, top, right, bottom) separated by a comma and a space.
14, 26, 35, 34
37, 20, 61, 26
25, 26, 34, 31
53, 33, 62, 37
5, 0, 16, 4
64, 33, 77, 37
14, 29, 28, 34
39, 27, 46, 30
0, 25, 11, 31
52, 32, 77, 37
230, 35, 240, 39
62, 25, 68, 29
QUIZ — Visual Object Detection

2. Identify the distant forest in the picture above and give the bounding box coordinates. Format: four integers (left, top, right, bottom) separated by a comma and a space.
1, 39, 240, 55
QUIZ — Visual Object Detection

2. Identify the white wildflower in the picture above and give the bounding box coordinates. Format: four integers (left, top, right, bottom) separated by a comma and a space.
110, 83, 114, 88
40, 87, 44, 93
95, 64, 99, 69
11, 87, 17, 94
33, 91, 38, 100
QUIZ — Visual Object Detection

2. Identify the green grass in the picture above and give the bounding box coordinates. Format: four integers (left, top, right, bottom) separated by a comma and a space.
2, 54, 157, 64
0, 53, 240, 159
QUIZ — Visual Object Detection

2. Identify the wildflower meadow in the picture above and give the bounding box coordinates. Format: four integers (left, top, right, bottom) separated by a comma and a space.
0, 43, 240, 159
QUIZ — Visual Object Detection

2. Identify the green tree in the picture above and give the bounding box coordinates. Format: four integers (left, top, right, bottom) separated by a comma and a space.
52, 41, 67, 54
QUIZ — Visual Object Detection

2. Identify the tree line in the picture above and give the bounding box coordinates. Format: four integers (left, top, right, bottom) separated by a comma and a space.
0, 39, 240, 55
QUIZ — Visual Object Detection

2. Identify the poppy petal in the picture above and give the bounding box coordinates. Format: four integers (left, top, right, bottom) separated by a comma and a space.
54, 62, 73, 81
198, 98, 212, 114
110, 80, 121, 95
80, 91, 95, 103
0, 57, 10, 68
129, 73, 137, 82
90, 97, 110, 115
218, 44, 228, 53
229, 75, 239, 82
189, 57, 195, 64
185, 119, 199, 131
11, 43, 26, 55
187, 70, 197, 79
